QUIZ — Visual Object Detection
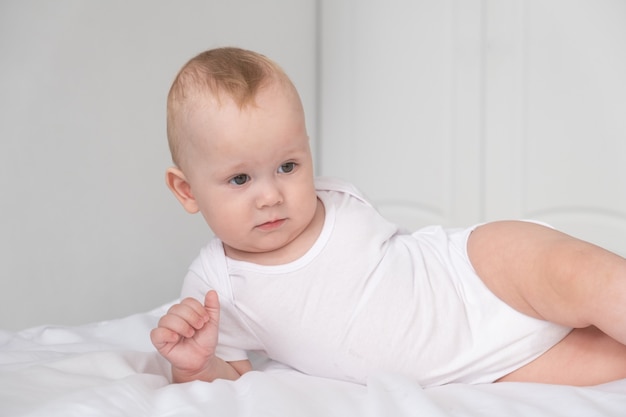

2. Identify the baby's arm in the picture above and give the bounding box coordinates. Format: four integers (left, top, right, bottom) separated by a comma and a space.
150, 290, 252, 383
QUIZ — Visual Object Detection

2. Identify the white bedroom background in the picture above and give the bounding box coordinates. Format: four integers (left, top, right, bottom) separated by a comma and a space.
319, 0, 626, 256
0, 0, 317, 330
2, 0, 625, 331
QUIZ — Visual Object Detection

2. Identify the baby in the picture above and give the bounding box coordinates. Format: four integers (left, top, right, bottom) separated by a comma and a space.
151, 47, 626, 387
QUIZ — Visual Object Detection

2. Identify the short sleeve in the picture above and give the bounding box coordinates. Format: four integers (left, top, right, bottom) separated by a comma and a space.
180, 241, 260, 362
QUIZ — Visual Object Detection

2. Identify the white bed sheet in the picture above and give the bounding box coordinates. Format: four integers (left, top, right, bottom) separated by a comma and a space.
1, 303, 624, 417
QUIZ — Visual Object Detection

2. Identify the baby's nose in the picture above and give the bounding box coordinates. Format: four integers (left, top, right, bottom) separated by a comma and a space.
255, 180, 283, 208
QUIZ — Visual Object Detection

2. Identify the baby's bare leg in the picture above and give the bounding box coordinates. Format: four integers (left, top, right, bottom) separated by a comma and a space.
467, 220, 626, 345
497, 326, 626, 385
467, 220, 626, 385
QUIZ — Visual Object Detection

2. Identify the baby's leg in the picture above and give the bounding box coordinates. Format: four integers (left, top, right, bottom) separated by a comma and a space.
467, 220, 626, 385
467, 220, 626, 345
496, 326, 626, 385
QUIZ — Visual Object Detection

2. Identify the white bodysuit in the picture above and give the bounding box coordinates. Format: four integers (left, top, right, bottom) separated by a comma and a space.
181, 177, 572, 387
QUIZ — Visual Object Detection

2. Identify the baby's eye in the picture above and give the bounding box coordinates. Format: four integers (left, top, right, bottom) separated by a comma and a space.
278, 162, 296, 174
229, 174, 250, 186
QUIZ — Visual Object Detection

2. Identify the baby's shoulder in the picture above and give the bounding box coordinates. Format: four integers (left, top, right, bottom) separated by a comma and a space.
314, 176, 370, 204
187, 238, 231, 289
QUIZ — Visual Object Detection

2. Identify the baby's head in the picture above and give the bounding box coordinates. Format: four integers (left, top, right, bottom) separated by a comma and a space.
166, 47, 301, 170
164, 47, 321, 263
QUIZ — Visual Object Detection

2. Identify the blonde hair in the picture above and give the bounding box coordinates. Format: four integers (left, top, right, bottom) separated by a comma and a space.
166, 47, 296, 168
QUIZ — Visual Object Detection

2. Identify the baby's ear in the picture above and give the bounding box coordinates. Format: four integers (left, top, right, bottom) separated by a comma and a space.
165, 167, 199, 214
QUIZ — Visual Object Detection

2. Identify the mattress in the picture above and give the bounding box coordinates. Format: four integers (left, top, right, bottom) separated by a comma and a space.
1, 302, 624, 417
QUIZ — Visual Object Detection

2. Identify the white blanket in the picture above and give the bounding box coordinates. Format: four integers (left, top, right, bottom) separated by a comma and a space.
1, 303, 625, 417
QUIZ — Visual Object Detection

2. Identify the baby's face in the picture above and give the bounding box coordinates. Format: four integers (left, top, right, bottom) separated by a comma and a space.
180, 83, 320, 262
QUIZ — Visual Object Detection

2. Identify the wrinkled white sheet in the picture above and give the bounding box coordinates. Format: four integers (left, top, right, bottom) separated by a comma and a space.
1, 303, 625, 417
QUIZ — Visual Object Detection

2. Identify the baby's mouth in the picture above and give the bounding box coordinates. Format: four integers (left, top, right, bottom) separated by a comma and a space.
256, 218, 286, 231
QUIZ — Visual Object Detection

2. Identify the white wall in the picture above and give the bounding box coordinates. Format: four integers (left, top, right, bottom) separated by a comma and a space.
0, 0, 317, 330
319, 0, 626, 256
4, 0, 624, 331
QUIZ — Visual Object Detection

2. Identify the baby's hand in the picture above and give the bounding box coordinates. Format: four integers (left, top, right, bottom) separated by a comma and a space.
150, 291, 221, 374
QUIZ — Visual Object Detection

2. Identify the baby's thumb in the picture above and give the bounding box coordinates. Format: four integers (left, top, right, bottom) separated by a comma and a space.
204, 290, 221, 322
204, 290, 219, 307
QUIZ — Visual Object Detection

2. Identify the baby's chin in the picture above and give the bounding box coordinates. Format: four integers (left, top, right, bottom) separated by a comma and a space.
221, 236, 304, 265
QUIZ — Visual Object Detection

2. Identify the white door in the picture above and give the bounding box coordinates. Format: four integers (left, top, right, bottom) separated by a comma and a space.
319, 0, 626, 256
